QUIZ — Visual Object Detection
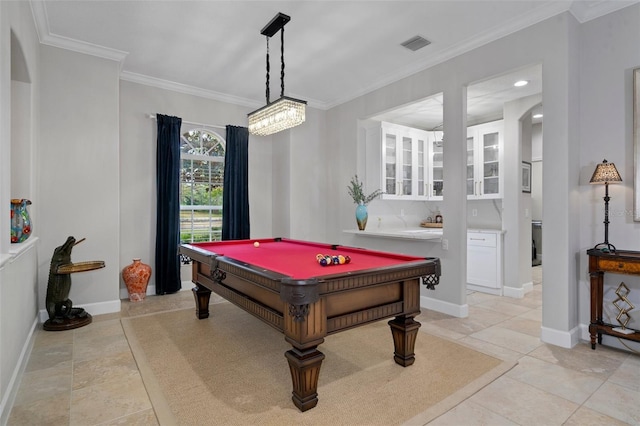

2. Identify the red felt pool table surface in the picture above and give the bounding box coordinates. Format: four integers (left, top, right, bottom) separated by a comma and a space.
190, 238, 428, 279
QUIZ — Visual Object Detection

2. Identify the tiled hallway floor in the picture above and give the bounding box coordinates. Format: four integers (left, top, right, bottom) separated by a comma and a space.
7, 266, 640, 425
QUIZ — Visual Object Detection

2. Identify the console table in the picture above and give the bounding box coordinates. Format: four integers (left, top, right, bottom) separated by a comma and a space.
587, 248, 640, 349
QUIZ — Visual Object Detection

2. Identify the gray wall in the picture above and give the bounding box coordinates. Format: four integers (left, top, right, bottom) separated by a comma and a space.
271, 107, 328, 241
2, 10, 640, 420
0, 1, 41, 421
503, 94, 540, 295
38, 45, 121, 313
578, 4, 640, 338
327, 12, 582, 345
531, 123, 543, 222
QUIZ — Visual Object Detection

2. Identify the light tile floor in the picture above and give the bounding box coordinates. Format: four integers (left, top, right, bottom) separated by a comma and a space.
7, 266, 640, 425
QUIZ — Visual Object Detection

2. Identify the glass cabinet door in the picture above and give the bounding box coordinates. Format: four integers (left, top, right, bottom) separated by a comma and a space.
379, 121, 501, 201
417, 138, 425, 196
431, 137, 444, 197
402, 136, 412, 196
466, 135, 475, 196
384, 132, 397, 195
482, 130, 500, 196
380, 122, 444, 200
467, 120, 502, 199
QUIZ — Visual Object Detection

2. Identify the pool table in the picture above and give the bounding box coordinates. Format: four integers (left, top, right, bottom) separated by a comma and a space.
179, 237, 441, 411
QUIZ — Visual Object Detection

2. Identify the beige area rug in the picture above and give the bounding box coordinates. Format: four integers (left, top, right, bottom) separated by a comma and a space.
122, 302, 515, 426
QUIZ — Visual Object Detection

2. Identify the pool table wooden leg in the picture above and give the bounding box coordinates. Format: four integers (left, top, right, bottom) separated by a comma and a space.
284, 346, 326, 412
388, 315, 421, 367
192, 285, 212, 319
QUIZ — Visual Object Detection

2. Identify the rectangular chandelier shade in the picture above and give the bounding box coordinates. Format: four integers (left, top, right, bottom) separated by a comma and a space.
248, 96, 306, 136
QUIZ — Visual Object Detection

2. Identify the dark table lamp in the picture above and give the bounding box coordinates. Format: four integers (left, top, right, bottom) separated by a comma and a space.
590, 159, 622, 252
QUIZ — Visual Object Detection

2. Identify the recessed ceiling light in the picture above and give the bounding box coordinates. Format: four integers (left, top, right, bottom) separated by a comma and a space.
514, 80, 528, 87
533, 113, 543, 119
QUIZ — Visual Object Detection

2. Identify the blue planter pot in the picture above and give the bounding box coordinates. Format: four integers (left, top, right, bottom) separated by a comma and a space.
355, 204, 368, 231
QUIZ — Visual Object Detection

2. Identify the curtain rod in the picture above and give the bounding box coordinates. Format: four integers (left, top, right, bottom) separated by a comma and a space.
147, 114, 226, 130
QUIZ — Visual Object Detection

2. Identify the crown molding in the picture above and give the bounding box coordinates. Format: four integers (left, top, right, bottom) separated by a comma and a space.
29, 0, 49, 43
326, 0, 639, 109
120, 71, 261, 108
120, 72, 327, 110
569, 0, 640, 23
30, 1, 321, 109
43, 33, 128, 64
326, 1, 572, 109
30, 0, 128, 65
29, 0, 639, 111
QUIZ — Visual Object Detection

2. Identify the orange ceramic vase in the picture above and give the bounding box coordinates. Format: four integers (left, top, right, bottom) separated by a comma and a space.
122, 259, 151, 302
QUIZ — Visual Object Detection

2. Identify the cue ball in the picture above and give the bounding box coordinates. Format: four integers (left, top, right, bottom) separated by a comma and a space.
254, 242, 260, 248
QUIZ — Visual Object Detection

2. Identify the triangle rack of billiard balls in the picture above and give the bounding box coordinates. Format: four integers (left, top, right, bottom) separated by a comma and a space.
316, 253, 351, 266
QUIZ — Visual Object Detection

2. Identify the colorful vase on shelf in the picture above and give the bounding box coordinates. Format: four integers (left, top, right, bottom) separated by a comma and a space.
355, 203, 368, 231
10, 199, 32, 244
122, 259, 152, 302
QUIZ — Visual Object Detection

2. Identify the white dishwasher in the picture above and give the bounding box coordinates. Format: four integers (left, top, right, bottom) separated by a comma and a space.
467, 231, 503, 294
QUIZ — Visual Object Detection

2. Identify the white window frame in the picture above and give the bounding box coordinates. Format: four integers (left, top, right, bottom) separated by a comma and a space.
179, 127, 226, 243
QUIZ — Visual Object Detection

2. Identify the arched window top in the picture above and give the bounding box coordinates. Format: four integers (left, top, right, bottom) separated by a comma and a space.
180, 128, 225, 157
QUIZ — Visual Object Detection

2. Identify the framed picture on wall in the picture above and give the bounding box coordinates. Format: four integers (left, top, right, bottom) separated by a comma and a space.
522, 161, 532, 193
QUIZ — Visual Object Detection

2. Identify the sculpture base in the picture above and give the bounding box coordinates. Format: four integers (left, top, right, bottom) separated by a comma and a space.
612, 326, 635, 335
43, 313, 92, 331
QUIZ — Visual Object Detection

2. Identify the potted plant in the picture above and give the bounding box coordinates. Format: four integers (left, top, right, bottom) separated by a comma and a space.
347, 175, 382, 230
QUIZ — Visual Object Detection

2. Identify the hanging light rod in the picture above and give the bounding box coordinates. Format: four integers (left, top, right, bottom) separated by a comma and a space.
248, 12, 306, 136
261, 12, 290, 37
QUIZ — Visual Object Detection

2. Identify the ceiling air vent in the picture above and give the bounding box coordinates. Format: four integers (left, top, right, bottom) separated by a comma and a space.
401, 35, 431, 52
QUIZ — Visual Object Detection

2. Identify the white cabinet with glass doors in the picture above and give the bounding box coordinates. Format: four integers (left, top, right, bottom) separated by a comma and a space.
381, 122, 443, 200
466, 120, 503, 199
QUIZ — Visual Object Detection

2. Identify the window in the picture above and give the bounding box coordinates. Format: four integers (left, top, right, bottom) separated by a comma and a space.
179, 128, 225, 243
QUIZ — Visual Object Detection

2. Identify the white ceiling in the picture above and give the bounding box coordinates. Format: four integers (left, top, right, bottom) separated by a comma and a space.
373, 63, 543, 130
30, 0, 636, 118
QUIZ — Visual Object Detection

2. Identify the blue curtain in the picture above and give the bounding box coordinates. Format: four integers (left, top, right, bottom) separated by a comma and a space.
155, 114, 182, 294
222, 126, 250, 240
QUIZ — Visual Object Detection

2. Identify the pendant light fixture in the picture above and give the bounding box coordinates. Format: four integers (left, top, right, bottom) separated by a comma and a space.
248, 12, 306, 136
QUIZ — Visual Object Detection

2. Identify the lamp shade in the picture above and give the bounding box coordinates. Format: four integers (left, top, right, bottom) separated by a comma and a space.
590, 159, 622, 184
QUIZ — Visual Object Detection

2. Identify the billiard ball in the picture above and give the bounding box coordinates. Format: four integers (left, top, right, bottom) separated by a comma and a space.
338, 255, 346, 264
344, 255, 351, 264
254, 241, 260, 248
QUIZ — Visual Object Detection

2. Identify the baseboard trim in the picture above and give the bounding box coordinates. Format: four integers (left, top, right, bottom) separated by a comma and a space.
0, 317, 38, 426
467, 284, 502, 296
421, 295, 468, 318
39, 299, 122, 323
120, 284, 156, 300
541, 324, 580, 348
119, 283, 193, 301
502, 281, 533, 299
